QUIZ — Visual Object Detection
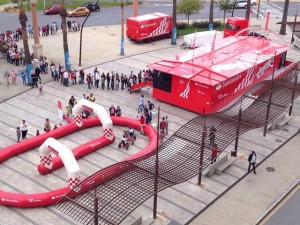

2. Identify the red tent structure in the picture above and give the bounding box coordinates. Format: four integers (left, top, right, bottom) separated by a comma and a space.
149, 34, 293, 114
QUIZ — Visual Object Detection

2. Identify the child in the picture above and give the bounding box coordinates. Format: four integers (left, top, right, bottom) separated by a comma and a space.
38, 82, 43, 95
66, 104, 71, 117
16, 127, 21, 142
36, 130, 40, 136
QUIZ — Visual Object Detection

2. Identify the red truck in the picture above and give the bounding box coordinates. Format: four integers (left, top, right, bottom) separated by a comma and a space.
224, 17, 249, 37
126, 13, 172, 42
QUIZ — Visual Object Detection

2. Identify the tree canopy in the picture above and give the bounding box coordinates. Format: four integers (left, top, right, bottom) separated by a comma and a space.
177, 0, 204, 26
218, 0, 233, 24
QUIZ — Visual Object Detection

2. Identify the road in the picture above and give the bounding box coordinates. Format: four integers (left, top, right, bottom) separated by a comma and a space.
0, 1, 299, 33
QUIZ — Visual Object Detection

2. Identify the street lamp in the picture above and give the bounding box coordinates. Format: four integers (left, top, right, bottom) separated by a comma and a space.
121, 0, 125, 55
31, 0, 43, 58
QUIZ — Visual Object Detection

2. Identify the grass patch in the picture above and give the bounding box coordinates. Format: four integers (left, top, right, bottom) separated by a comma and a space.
177, 24, 225, 36
177, 26, 208, 36
0, 0, 10, 4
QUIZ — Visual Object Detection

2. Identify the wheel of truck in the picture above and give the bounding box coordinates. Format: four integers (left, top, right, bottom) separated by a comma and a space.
147, 38, 153, 43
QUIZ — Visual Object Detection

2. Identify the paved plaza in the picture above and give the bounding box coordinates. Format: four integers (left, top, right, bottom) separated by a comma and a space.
0, 13, 300, 225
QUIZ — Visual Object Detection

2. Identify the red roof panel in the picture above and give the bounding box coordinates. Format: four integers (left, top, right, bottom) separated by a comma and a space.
149, 35, 290, 86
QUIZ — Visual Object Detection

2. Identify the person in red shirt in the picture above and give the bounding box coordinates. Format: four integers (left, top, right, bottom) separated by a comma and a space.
140, 115, 145, 135
211, 144, 219, 164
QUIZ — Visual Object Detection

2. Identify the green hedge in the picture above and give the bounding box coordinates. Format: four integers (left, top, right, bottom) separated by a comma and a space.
192, 20, 223, 28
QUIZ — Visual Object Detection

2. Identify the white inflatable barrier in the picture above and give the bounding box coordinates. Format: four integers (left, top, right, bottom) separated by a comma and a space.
39, 138, 81, 189
72, 99, 114, 140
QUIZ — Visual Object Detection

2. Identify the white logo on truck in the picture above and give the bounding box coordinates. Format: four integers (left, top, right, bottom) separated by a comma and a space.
149, 17, 169, 37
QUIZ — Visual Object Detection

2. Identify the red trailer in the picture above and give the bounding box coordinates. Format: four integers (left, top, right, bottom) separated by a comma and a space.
149, 35, 293, 114
126, 13, 172, 42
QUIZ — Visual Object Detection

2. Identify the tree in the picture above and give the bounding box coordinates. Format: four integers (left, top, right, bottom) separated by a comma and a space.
218, 0, 233, 24
19, 9, 32, 84
59, 5, 71, 71
245, 0, 251, 20
280, 0, 289, 35
177, 0, 204, 26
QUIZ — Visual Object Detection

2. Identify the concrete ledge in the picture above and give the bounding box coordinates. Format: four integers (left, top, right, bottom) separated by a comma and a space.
216, 157, 237, 175
205, 155, 228, 177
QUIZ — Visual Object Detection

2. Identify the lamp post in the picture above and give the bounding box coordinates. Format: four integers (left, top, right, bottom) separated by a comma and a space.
121, 0, 125, 55
31, 0, 43, 58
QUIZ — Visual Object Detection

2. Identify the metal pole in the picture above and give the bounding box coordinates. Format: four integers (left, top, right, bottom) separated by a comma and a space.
233, 107, 242, 157
171, 0, 177, 45
291, 7, 298, 43
153, 106, 160, 219
120, 0, 125, 55
198, 109, 206, 185
198, 124, 207, 185
79, 0, 99, 66
257, 0, 260, 19
94, 180, 98, 225
289, 71, 298, 116
263, 51, 277, 136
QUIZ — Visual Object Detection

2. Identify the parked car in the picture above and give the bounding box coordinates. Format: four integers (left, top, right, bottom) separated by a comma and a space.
232, 0, 256, 8
83, 2, 100, 12
67, 7, 90, 17
44, 4, 61, 15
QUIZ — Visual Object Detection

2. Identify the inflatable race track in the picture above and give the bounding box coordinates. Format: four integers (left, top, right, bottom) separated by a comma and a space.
0, 100, 157, 207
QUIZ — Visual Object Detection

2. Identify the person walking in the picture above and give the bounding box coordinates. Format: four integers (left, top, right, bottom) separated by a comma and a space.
20, 120, 28, 140
140, 115, 145, 135
21, 72, 27, 85
138, 95, 144, 112
38, 82, 43, 95
248, 151, 257, 174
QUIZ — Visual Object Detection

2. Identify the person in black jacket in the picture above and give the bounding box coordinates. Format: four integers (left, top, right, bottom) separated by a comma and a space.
248, 151, 257, 174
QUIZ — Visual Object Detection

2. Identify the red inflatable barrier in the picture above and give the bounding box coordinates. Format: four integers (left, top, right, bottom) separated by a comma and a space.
0, 116, 157, 208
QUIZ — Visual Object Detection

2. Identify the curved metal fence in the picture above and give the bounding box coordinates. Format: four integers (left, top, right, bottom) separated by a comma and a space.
56, 63, 300, 225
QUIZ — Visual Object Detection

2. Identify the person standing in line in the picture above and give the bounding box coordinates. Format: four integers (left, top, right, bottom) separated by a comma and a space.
95, 70, 100, 89
44, 118, 51, 132
16, 127, 21, 142
106, 72, 111, 90
248, 151, 257, 174
20, 120, 28, 140
86, 73, 92, 89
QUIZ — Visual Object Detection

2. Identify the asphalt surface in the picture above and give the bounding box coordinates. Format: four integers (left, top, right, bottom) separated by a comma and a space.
1, 0, 299, 33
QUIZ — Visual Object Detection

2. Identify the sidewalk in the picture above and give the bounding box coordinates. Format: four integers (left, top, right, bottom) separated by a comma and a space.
190, 132, 300, 225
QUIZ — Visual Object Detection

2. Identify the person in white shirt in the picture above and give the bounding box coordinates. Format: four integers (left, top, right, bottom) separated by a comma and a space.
63, 71, 69, 87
